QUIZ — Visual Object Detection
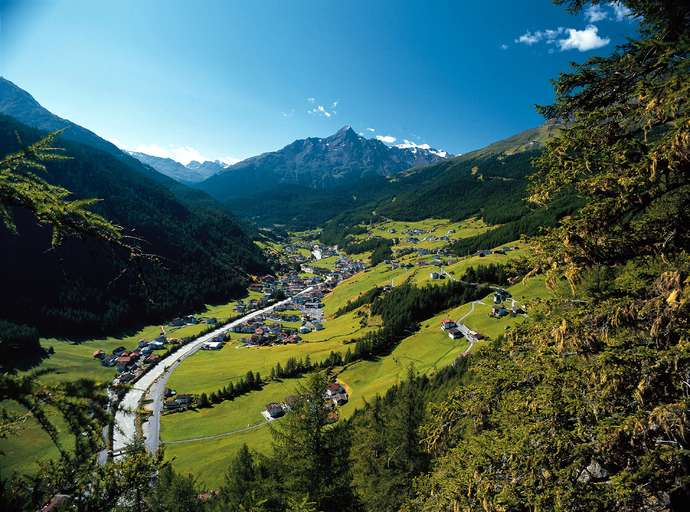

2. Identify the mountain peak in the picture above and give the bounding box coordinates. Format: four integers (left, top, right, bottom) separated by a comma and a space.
335, 125, 354, 134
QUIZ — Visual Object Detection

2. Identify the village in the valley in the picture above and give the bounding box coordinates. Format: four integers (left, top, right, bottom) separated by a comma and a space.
90, 219, 530, 437
91, 233, 365, 420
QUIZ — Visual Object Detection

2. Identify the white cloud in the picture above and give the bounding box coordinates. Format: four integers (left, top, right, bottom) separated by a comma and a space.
366, 127, 375, 132
281, 109, 295, 118
376, 135, 396, 144
558, 25, 610, 52
515, 24, 609, 52
500, 43, 509, 50
608, 2, 633, 21
516, 31, 541, 45
585, 4, 608, 22
397, 139, 431, 150
307, 99, 337, 118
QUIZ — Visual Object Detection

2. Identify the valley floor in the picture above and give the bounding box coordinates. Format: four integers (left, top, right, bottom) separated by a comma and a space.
1, 217, 548, 487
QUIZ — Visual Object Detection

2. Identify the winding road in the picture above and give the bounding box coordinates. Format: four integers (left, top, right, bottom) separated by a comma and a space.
111, 287, 313, 458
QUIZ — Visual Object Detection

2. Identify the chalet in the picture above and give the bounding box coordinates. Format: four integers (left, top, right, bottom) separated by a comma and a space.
101, 355, 117, 367
326, 382, 345, 397
312, 322, 325, 331
149, 340, 166, 350
164, 399, 181, 411
299, 325, 312, 334
115, 354, 133, 371
175, 395, 194, 407
491, 306, 509, 318
430, 271, 440, 280
265, 402, 285, 419
144, 354, 161, 364
202, 341, 223, 350
441, 319, 457, 331
447, 328, 464, 340
112, 346, 126, 356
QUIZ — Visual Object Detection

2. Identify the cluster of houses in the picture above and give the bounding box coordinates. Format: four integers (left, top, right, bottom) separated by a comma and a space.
441, 319, 485, 343
489, 289, 526, 318
93, 335, 175, 384
201, 333, 228, 350
163, 389, 194, 412
262, 381, 349, 421
232, 289, 329, 346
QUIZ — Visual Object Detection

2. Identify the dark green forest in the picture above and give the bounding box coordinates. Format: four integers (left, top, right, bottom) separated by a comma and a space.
0, 116, 267, 337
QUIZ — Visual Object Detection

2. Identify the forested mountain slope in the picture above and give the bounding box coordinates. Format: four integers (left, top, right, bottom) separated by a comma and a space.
320, 124, 580, 253
0, 115, 267, 336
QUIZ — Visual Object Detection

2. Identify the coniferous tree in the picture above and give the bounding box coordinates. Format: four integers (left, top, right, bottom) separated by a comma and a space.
271, 372, 356, 511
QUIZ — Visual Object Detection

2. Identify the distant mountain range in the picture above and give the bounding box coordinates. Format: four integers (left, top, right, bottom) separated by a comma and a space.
0, 77, 267, 336
197, 125, 449, 198
128, 151, 227, 183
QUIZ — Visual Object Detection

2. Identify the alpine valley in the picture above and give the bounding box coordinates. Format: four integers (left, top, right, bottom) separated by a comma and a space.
1, 2, 688, 511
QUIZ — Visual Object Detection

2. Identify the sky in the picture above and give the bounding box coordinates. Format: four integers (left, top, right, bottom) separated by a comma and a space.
0, 1, 639, 164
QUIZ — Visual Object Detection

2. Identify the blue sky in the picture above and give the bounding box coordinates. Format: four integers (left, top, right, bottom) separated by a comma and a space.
0, 1, 638, 163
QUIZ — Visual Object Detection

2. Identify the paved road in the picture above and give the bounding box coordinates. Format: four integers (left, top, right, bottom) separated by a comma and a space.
112, 287, 314, 458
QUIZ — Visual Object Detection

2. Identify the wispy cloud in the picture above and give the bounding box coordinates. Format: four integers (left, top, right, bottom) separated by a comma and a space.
500, 43, 509, 50
307, 98, 338, 118
559, 25, 610, 52
584, 4, 608, 22
608, 1, 633, 21
515, 27, 564, 46
376, 135, 396, 144
281, 109, 295, 118
366, 127, 375, 132
130, 143, 212, 165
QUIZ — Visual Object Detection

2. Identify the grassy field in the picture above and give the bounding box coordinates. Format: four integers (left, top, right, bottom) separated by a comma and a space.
166, 309, 381, 395
352, 217, 492, 252
338, 275, 548, 414
164, 425, 274, 486
0, 403, 72, 475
